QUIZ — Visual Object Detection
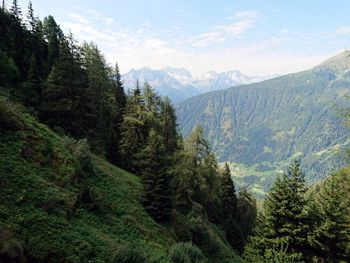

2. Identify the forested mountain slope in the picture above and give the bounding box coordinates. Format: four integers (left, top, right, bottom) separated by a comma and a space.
0, 95, 241, 262
177, 51, 350, 196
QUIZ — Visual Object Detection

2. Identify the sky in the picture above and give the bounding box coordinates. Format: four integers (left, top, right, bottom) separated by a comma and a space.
10, 0, 350, 76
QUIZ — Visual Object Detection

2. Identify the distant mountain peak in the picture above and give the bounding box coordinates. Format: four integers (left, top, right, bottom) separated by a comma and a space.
122, 66, 276, 102
318, 50, 350, 71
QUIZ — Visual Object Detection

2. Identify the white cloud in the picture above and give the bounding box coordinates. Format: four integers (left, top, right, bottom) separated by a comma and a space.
336, 26, 350, 35
188, 11, 258, 48
60, 9, 339, 77
232, 10, 259, 19
67, 13, 89, 24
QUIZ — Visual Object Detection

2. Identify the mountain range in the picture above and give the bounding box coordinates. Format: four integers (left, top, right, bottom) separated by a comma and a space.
176, 50, 350, 197
122, 66, 276, 102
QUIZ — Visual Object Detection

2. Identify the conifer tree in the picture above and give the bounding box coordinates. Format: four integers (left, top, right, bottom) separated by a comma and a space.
139, 129, 172, 222
221, 163, 237, 217
41, 36, 93, 137
245, 160, 310, 262
113, 62, 127, 114
43, 15, 62, 69
119, 84, 147, 173
172, 126, 220, 217
220, 162, 244, 253
236, 188, 257, 242
160, 97, 178, 154
309, 173, 350, 262
26, 1, 36, 32
10, 0, 22, 21
82, 42, 113, 152
105, 62, 127, 164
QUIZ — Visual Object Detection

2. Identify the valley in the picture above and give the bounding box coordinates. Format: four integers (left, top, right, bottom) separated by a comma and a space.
176, 51, 350, 196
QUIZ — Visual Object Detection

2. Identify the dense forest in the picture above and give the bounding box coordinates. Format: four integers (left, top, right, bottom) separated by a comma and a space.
0, 1, 349, 262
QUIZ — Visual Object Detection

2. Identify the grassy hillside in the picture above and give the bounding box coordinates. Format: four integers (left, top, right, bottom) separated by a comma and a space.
176, 51, 350, 196
0, 95, 241, 262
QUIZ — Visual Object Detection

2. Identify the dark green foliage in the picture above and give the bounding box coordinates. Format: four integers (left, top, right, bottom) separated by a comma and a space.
0, 50, 18, 89
106, 62, 127, 164
308, 173, 350, 262
171, 126, 221, 217
41, 36, 95, 138
221, 163, 237, 218
0, 96, 175, 262
220, 163, 244, 253
236, 188, 257, 242
160, 97, 178, 154
112, 244, 147, 263
119, 85, 147, 173
139, 129, 172, 222
167, 242, 206, 263
42, 15, 62, 69
244, 160, 311, 262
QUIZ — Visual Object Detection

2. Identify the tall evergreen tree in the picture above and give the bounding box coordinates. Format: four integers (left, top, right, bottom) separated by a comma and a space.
309, 173, 350, 262
245, 160, 310, 262
43, 15, 62, 70
41, 35, 93, 137
236, 188, 257, 243
172, 126, 220, 217
82, 42, 113, 152
139, 129, 172, 222
10, 0, 22, 21
221, 163, 237, 217
106, 62, 127, 164
113, 62, 127, 113
220, 162, 244, 253
160, 97, 178, 154
26, 1, 36, 32
119, 84, 146, 173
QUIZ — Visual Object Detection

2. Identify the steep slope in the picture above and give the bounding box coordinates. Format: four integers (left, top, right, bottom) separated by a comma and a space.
0, 95, 241, 262
0, 96, 175, 262
176, 51, 350, 196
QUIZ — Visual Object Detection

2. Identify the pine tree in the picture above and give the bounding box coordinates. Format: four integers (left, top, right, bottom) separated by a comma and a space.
220, 162, 244, 253
171, 126, 221, 218
43, 15, 62, 70
82, 42, 113, 152
139, 129, 172, 222
10, 0, 22, 21
41, 36, 93, 137
236, 188, 257, 242
113, 62, 127, 113
119, 84, 147, 173
309, 173, 350, 262
160, 97, 178, 154
221, 163, 237, 217
106, 62, 127, 164
245, 160, 310, 262
21, 54, 41, 108
26, 1, 36, 32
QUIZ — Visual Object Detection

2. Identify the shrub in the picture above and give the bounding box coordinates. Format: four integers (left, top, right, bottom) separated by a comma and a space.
168, 242, 206, 263
112, 244, 147, 263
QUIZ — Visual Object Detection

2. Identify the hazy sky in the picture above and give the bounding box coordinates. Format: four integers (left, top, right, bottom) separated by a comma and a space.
11, 0, 350, 76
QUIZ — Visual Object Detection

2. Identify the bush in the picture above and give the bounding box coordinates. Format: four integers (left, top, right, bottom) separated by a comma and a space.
168, 242, 206, 263
62, 137, 94, 179
113, 244, 147, 263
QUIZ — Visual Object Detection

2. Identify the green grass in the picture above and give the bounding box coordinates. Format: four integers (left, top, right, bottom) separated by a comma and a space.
0, 96, 174, 262
0, 95, 241, 262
